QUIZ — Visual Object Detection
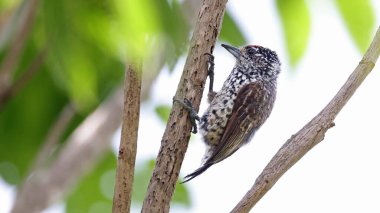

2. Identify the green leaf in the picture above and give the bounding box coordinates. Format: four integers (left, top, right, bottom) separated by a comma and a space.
113, 0, 162, 59
0, 162, 20, 184
160, 0, 189, 72
41, 0, 124, 112
335, 0, 375, 53
276, 0, 311, 66
220, 11, 247, 47
172, 180, 191, 207
131, 159, 155, 203
0, 0, 18, 10
64, 42, 99, 110
155, 105, 171, 123
66, 151, 116, 213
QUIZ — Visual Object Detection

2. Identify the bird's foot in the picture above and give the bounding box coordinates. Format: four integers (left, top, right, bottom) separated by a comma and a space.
173, 98, 200, 134
204, 53, 216, 103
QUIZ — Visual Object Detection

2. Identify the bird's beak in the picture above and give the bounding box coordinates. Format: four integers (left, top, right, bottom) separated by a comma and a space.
221, 44, 240, 59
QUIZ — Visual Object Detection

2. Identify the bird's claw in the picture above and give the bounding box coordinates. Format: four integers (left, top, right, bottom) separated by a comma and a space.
173, 98, 200, 134
204, 53, 215, 93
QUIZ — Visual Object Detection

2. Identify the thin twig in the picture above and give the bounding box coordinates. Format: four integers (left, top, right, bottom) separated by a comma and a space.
231, 26, 380, 213
0, 0, 39, 98
112, 61, 142, 213
141, 0, 228, 212
0, 49, 46, 109
33, 103, 76, 170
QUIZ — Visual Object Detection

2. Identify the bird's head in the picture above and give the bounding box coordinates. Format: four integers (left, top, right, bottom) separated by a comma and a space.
222, 44, 281, 80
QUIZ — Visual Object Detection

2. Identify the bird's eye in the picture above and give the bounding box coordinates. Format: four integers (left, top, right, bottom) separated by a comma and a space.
247, 47, 256, 55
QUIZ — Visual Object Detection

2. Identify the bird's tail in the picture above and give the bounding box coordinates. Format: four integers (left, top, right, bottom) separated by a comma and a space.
181, 163, 213, 183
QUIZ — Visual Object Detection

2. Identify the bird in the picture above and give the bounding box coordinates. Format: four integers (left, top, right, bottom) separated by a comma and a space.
176, 43, 281, 183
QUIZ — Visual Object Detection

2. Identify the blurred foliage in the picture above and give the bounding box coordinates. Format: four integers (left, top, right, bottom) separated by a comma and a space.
66, 154, 190, 212
112, 0, 189, 66
276, 0, 376, 66
155, 104, 171, 123
335, 0, 376, 53
132, 159, 190, 206
0, 0, 15, 9
172, 178, 191, 207
276, 0, 311, 67
66, 151, 116, 213
220, 12, 247, 47
40, 0, 125, 111
131, 160, 156, 204
0, 0, 377, 212
0, 41, 69, 182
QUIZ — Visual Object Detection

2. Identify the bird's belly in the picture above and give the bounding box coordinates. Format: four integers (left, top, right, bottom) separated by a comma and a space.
199, 118, 225, 146
199, 97, 234, 146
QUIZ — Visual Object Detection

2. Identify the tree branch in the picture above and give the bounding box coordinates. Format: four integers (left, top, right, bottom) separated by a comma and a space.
141, 0, 228, 212
33, 103, 76, 170
231, 26, 380, 213
112, 61, 142, 213
0, 0, 39, 101
0, 49, 46, 109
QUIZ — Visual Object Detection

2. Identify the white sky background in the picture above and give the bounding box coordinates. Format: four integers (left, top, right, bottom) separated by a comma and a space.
1, 0, 380, 212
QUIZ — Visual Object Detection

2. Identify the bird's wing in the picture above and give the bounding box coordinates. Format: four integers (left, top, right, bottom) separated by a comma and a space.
207, 81, 268, 165
182, 81, 270, 183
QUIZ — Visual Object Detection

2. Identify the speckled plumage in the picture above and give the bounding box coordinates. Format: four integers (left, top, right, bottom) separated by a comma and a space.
183, 44, 281, 182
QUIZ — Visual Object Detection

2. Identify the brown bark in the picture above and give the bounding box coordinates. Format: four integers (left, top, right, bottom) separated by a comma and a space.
141, 0, 228, 212
112, 62, 142, 213
231, 26, 380, 213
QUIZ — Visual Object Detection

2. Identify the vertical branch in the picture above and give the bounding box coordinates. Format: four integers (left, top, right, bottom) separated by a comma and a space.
141, 0, 228, 212
231, 26, 380, 213
112, 61, 142, 213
